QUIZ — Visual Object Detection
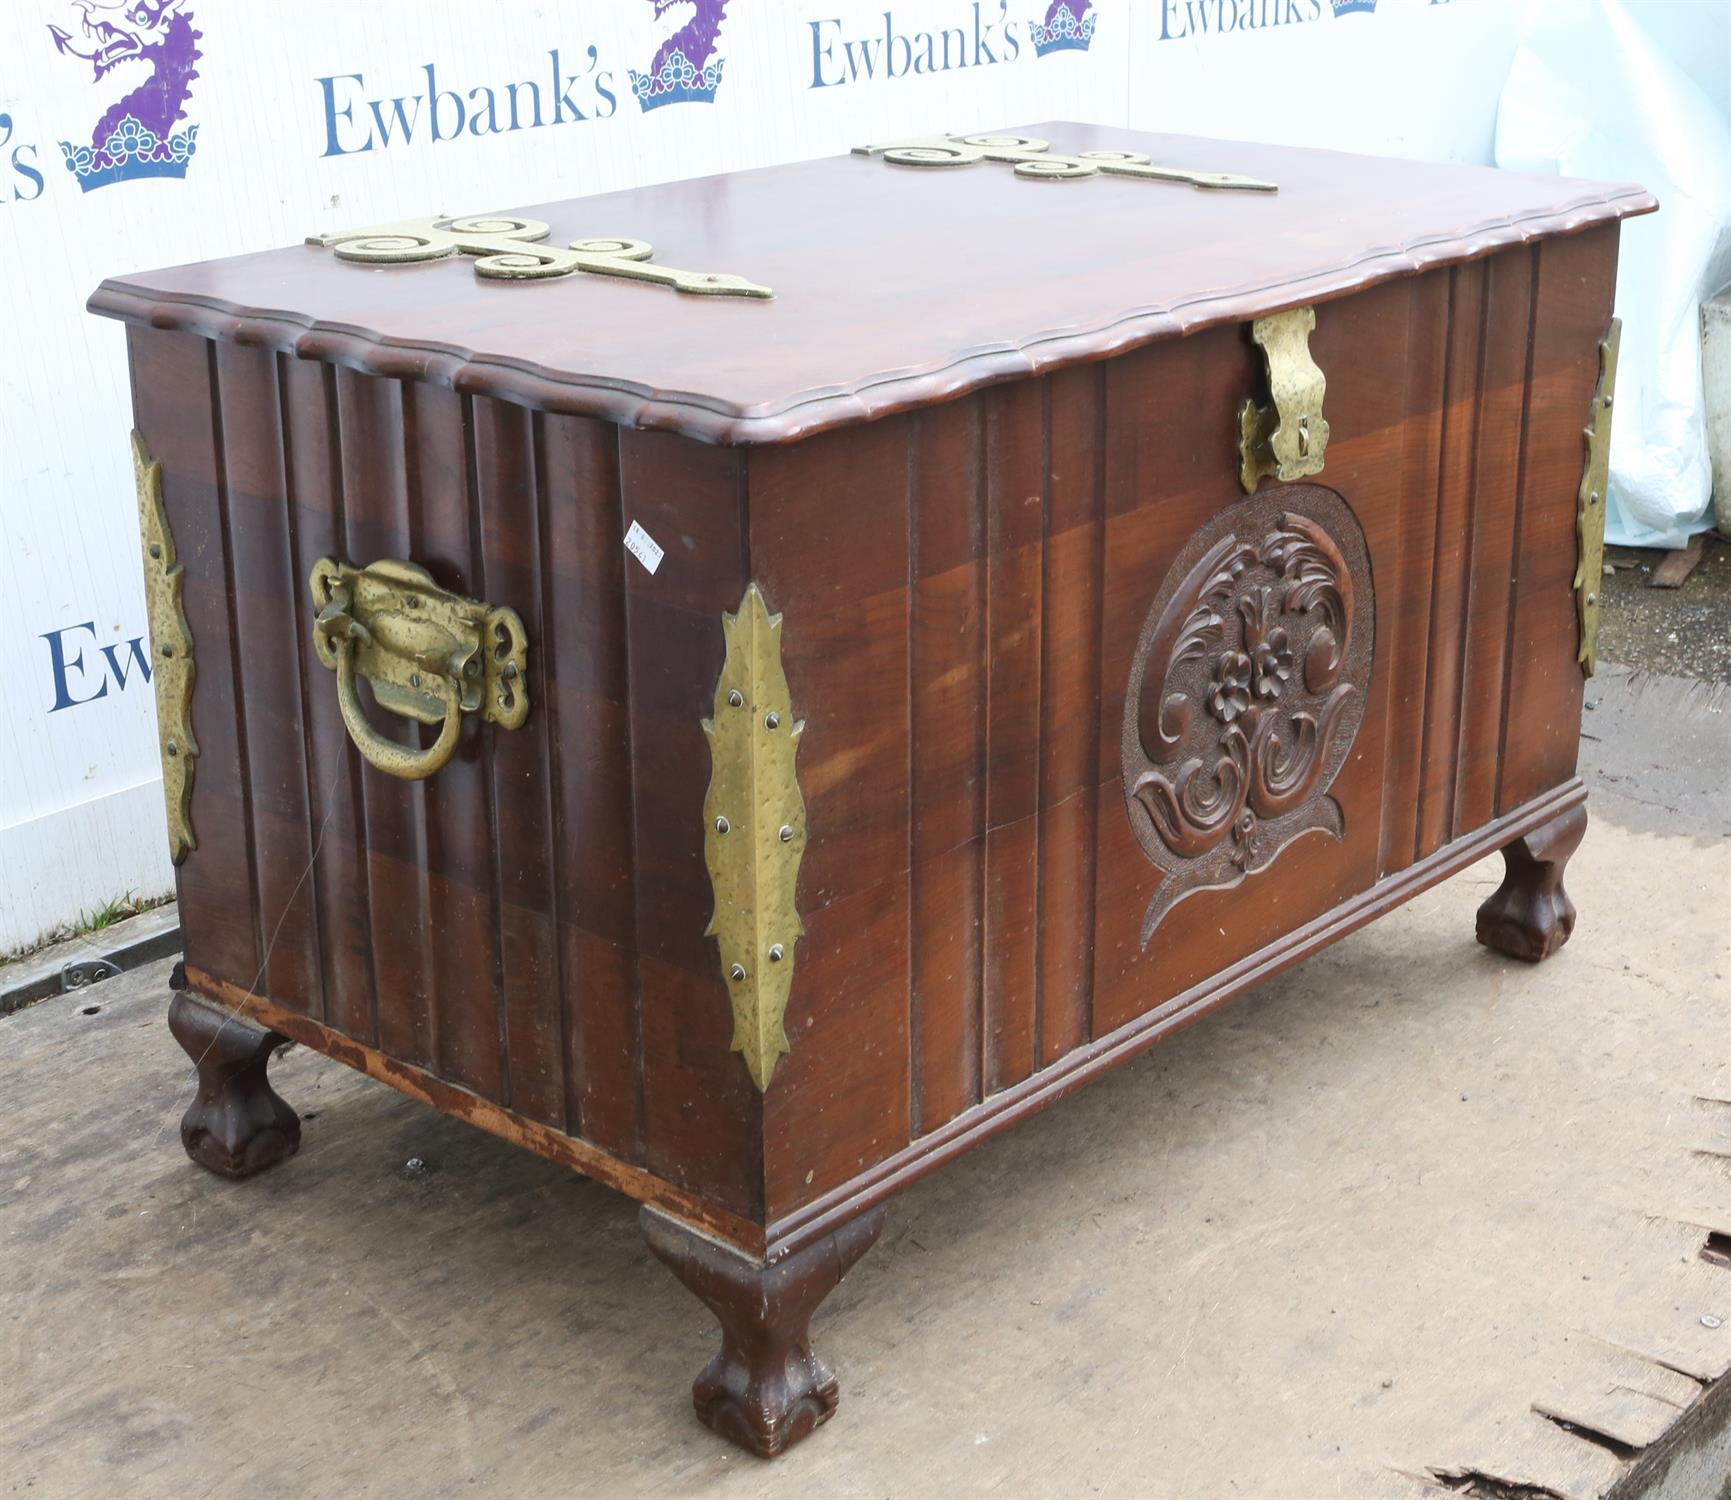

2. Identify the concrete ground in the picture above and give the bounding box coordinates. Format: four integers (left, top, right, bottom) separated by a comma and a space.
3, 667, 1728, 1500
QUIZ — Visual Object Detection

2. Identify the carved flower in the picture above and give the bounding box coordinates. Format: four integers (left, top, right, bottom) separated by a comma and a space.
1230, 809, 1257, 870
1252, 627, 1293, 701
1207, 651, 1253, 723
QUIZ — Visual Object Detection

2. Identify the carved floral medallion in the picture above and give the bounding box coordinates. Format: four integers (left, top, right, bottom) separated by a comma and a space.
1120, 484, 1373, 946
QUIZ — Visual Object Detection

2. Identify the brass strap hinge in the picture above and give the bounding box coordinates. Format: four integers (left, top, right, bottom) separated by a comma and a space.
134, 431, 198, 865
1238, 307, 1329, 493
311, 215, 772, 297
702, 584, 807, 1092
1574, 318, 1621, 677
855, 132, 1278, 192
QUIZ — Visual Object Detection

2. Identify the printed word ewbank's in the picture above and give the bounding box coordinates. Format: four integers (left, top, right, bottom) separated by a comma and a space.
317, 52, 618, 157
809, 1, 1024, 87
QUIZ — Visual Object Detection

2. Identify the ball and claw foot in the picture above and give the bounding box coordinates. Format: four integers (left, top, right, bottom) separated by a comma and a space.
640, 1204, 887, 1458
167, 989, 301, 1179
1475, 803, 1587, 963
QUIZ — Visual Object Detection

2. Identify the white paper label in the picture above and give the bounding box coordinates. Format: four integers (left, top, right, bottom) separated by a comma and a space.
623, 519, 665, 576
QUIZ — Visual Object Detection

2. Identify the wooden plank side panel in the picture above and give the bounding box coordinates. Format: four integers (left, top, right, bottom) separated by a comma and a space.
335, 368, 435, 1071
618, 429, 762, 1220
1376, 272, 1451, 878
404, 384, 504, 1101
540, 412, 641, 1159
1499, 225, 1621, 813
907, 398, 987, 1134
127, 327, 259, 989
1415, 260, 1489, 861
750, 419, 914, 1219
472, 396, 564, 1128
1036, 364, 1105, 1066
280, 355, 378, 1044
981, 380, 1045, 1097
211, 342, 321, 1021
1454, 247, 1537, 834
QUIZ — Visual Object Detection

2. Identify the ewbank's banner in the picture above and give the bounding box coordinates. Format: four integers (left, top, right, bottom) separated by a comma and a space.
0, 0, 1540, 953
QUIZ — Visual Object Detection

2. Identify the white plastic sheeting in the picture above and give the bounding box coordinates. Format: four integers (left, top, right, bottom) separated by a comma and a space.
1497, 0, 1731, 548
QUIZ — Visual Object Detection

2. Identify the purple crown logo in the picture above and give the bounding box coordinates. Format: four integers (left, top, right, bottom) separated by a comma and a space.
1331, 0, 1378, 14
48, 0, 203, 191
632, 0, 728, 110
1031, 0, 1096, 55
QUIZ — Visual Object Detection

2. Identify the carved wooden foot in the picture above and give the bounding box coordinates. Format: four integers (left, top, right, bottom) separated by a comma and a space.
167, 990, 301, 1178
1475, 803, 1587, 963
641, 1205, 886, 1458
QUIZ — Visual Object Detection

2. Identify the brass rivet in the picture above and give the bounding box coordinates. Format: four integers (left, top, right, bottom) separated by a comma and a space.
727, 689, 744, 708
148, 544, 162, 559
161, 645, 174, 659
768, 944, 785, 963
715, 815, 730, 834
779, 825, 793, 843
1586, 592, 1597, 605
729, 963, 746, 982
764, 711, 780, 730
165, 740, 179, 756
1590, 490, 1600, 505
1603, 393, 1614, 408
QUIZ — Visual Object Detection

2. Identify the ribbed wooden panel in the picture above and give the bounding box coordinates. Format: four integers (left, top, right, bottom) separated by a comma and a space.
132, 329, 775, 1212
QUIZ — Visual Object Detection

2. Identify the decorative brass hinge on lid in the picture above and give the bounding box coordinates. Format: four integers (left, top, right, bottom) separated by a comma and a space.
1574, 318, 1621, 677
1238, 306, 1329, 492
310, 214, 772, 297
702, 585, 807, 1093
856, 132, 1278, 192
309, 557, 530, 781
133, 431, 198, 864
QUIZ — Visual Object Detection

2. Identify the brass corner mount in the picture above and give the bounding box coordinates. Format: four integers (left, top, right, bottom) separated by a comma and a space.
133, 431, 198, 865
1574, 318, 1621, 677
702, 584, 807, 1093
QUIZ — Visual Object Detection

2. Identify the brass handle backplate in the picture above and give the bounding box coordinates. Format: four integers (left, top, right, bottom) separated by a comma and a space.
309, 557, 529, 780
1237, 306, 1329, 493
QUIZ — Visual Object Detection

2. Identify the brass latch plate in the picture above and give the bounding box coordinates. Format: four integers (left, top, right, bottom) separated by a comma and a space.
702, 584, 807, 1093
1238, 307, 1329, 493
1574, 318, 1621, 677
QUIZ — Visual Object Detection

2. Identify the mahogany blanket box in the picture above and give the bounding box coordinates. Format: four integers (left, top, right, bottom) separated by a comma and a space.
92, 124, 1655, 1457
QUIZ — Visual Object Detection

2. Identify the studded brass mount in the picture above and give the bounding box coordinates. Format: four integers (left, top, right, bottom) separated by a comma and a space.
1574, 318, 1621, 677
133, 431, 198, 865
702, 585, 807, 1093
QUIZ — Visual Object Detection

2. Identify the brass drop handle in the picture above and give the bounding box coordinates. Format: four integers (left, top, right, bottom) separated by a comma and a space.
309, 557, 530, 782
328, 615, 465, 781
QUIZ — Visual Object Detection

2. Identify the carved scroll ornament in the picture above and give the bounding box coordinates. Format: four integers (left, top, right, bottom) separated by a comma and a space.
1121, 485, 1373, 945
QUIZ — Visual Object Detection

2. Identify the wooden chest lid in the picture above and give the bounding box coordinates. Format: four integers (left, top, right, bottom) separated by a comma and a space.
90, 121, 1655, 446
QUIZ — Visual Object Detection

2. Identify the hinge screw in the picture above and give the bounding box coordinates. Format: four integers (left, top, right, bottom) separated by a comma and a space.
764, 711, 781, 730
166, 739, 179, 757
727, 689, 744, 708
729, 963, 746, 982
779, 825, 794, 843
768, 944, 785, 962
715, 815, 730, 834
